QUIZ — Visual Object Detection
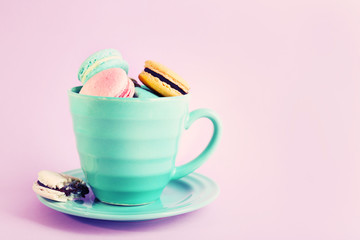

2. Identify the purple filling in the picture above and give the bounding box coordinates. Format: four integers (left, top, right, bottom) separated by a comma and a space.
37, 180, 89, 197
130, 78, 141, 87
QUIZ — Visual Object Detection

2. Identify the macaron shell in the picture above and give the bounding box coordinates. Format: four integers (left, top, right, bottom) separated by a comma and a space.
134, 86, 160, 98
79, 68, 128, 97
37, 170, 71, 189
128, 79, 135, 97
78, 49, 129, 84
139, 71, 182, 97
33, 182, 68, 202
118, 78, 135, 98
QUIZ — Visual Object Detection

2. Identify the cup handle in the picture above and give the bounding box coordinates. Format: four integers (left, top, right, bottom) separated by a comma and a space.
171, 108, 222, 180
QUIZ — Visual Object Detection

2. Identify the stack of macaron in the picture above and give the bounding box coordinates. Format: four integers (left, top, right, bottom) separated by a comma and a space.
77, 49, 190, 98
78, 49, 135, 98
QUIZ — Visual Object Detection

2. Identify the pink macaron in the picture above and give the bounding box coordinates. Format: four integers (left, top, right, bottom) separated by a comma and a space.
79, 68, 135, 98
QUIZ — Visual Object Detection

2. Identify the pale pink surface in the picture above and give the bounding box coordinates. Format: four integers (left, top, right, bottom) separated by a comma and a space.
79, 68, 132, 97
119, 78, 135, 98
2, 0, 360, 239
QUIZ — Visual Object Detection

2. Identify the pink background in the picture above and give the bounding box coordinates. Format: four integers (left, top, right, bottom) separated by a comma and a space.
2, 0, 360, 239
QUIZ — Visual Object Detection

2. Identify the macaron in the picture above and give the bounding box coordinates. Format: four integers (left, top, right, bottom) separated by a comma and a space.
134, 85, 160, 98
32, 170, 89, 202
138, 60, 190, 97
78, 49, 129, 84
79, 68, 135, 98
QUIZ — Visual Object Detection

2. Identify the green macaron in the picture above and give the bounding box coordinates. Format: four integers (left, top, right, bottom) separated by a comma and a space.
134, 85, 161, 98
78, 49, 129, 84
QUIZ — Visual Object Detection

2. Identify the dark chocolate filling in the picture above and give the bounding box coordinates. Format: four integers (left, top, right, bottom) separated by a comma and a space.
144, 68, 187, 95
37, 180, 89, 197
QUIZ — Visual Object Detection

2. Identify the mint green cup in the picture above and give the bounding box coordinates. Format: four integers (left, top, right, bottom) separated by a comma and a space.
68, 86, 221, 205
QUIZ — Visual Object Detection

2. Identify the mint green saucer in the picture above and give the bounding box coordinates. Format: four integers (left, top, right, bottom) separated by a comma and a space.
36, 169, 219, 221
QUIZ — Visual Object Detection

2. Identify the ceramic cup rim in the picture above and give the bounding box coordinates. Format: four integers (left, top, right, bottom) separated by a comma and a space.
68, 86, 190, 103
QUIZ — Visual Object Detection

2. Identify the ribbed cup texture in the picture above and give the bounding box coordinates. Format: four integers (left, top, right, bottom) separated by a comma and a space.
68, 87, 189, 205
